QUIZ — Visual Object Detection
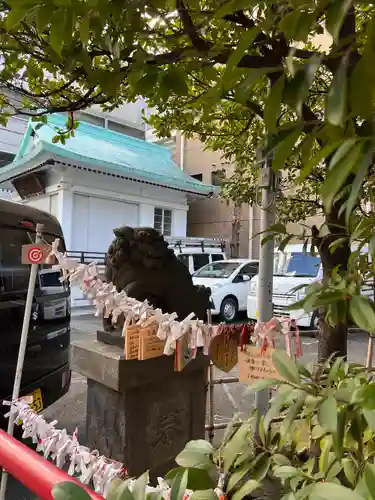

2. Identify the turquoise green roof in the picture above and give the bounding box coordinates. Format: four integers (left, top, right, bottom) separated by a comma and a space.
0, 114, 213, 195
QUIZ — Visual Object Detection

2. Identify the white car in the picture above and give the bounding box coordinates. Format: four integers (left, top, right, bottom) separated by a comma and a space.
192, 259, 259, 322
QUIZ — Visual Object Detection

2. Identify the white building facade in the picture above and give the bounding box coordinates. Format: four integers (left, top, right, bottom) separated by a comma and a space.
0, 112, 212, 306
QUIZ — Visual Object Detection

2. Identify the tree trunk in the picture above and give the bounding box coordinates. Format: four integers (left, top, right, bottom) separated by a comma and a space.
230, 204, 241, 258
312, 204, 351, 361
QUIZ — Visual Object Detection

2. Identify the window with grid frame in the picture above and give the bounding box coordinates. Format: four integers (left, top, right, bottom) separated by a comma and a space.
153, 207, 172, 236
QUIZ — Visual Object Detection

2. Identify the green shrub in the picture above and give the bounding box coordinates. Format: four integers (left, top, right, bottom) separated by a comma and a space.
53, 352, 375, 500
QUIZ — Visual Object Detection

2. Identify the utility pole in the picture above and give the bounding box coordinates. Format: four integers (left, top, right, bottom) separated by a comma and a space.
255, 148, 279, 417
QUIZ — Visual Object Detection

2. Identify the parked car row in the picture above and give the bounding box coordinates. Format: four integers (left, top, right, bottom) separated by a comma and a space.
188, 242, 372, 327
185, 245, 322, 324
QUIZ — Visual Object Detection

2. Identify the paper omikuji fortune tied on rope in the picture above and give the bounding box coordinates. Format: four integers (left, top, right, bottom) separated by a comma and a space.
4, 398, 225, 499
47, 239, 214, 356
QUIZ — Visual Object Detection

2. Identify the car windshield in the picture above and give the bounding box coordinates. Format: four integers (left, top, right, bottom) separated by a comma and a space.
274, 252, 321, 278
193, 261, 240, 278
39, 270, 64, 288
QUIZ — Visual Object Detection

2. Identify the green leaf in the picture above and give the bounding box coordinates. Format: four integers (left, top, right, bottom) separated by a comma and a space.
345, 141, 372, 223
5, 6, 28, 30
107, 479, 135, 500
132, 472, 149, 500
136, 72, 159, 95
284, 70, 305, 116
264, 76, 285, 133
214, 0, 257, 19
319, 436, 332, 473
272, 350, 300, 385
326, 0, 353, 42
273, 454, 291, 467
80, 14, 90, 45
329, 139, 357, 170
355, 477, 369, 498
253, 454, 271, 481
310, 482, 362, 500
50, 8, 67, 56
364, 463, 375, 500
285, 56, 321, 116
342, 458, 356, 486
52, 482, 91, 500
278, 11, 301, 40
227, 465, 250, 492
364, 409, 375, 431
222, 422, 252, 473
175, 449, 213, 470
246, 378, 281, 393
349, 11, 375, 119
232, 480, 260, 500
349, 295, 375, 334
184, 440, 213, 454
266, 222, 287, 234
170, 470, 188, 500
326, 357, 344, 386
36, 4, 54, 31
222, 415, 242, 446
351, 384, 375, 409
299, 140, 342, 182
264, 387, 293, 431
273, 466, 299, 479
326, 54, 349, 127
161, 68, 188, 96
281, 394, 306, 435
278, 234, 295, 252
333, 408, 347, 458
311, 424, 326, 440
272, 126, 302, 172
147, 493, 163, 500
322, 141, 362, 213
223, 27, 259, 78
318, 395, 337, 433
164, 468, 215, 490
190, 489, 218, 500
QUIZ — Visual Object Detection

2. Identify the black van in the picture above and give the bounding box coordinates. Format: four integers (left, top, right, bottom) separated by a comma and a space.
0, 200, 71, 426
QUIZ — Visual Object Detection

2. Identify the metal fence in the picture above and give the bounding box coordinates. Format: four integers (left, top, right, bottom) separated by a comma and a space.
66, 251, 106, 265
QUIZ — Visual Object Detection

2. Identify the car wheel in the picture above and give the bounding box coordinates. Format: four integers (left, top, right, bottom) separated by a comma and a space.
310, 311, 320, 337
220, 297, 238, 323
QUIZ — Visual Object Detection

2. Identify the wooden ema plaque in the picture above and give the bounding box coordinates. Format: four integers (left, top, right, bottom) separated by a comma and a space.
238, 345, 283, 383
138, 324, 165, 360
124, 324, 140, 360
175, 329, 194, 372
209, 328, 238, 373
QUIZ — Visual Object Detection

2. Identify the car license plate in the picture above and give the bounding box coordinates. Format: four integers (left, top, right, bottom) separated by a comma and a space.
29, 388, 43, 413
17, 388, 43, 425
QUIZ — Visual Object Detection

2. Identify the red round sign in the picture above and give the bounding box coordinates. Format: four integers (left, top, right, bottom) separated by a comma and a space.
27, 247, 44, 264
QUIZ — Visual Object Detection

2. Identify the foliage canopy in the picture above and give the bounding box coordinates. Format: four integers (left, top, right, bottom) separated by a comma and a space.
2, 0, 375, 356
1, 0, 375, 223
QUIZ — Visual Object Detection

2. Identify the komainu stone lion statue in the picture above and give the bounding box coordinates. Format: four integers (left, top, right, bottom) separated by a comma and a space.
103, 226, 211, 332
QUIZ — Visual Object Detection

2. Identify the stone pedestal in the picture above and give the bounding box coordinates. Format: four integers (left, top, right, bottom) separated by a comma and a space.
71, 338, 208, 479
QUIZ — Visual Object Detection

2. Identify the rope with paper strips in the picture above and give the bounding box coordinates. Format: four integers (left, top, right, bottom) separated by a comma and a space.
4, 398, 224, 499
47, 239, 301, 359
47, 239, 213, 356
252, 317, 302, 357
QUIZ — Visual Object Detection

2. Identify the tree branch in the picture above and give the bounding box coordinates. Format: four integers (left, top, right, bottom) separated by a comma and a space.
176, 0, 210, 52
